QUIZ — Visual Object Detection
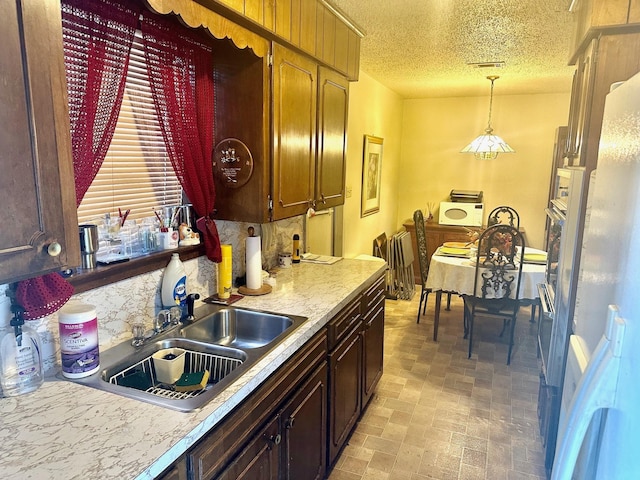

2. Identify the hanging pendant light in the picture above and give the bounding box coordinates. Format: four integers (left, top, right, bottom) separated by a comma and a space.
461, 75, 515, 160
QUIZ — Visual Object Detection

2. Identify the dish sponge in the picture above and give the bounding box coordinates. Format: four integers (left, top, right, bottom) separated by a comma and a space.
174, 370, 210, 392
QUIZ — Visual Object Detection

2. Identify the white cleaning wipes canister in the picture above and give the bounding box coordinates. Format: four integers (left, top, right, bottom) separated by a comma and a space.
58, 302, 100, 378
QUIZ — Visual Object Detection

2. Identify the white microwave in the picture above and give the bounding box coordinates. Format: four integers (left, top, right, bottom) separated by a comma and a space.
438, 202, 484, 226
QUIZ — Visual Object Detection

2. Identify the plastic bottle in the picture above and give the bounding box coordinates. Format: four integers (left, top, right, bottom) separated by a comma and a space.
218, 245, 232, 299
292, 234, 301, 263
162, 253, 187, 309
58, 302, 100, 379
0, 307, 44, 396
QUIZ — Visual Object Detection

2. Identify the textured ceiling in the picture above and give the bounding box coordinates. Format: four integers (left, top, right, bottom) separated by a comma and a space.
329, 0, 576, 98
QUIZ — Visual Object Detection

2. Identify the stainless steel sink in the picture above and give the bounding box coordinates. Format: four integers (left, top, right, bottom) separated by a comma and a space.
69, 305, 306, 412
180, 308, 294, 348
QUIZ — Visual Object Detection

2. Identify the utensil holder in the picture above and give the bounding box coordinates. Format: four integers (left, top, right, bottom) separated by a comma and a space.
151, 348, 186, 384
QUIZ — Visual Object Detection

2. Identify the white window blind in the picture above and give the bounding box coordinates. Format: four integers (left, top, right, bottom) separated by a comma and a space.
76, 32, 182, 224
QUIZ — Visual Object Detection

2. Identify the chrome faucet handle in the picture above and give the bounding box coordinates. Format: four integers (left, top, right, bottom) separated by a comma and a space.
131, 322, 147, 347
155, 310, 172, 333
169, 306, 182, 325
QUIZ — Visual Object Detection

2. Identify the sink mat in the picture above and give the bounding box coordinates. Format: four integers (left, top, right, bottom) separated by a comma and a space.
108, 350, 243, 401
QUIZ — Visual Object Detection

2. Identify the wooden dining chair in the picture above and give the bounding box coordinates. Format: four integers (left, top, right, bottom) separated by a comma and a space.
487, 205, 520, 229
413, 210, 432, 323
462, 223, 524, 364
413, 209, 451, 325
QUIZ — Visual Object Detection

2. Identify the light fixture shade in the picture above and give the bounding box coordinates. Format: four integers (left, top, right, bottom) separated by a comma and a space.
461, 132, 515, 160
462, 75, 515, 159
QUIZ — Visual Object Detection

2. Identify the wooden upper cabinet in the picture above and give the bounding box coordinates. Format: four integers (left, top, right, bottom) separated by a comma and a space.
271, 43, 317, 220
568, 32, 640, 173
211, 38, 271, 223
275, 0, 292, 42
320, 5, 336, 66
316, 67, 348, 210
570, 0, 640, 60
200, 0, 361, 78
630, 0, 640, 23
205, 0, 276, 32
0, 0, 80, 284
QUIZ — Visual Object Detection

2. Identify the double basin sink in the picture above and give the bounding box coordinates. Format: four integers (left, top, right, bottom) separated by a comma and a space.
71, 305, 306, 412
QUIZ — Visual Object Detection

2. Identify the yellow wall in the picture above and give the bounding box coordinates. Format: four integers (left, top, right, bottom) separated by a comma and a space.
341, 71, 404, 258
398, 93, 571, 248
340, 73, 570, 256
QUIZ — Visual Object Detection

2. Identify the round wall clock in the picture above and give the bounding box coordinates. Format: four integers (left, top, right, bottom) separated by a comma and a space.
212, 138, 254, 188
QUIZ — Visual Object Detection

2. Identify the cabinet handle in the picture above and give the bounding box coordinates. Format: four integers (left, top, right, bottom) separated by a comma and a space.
47, 242, 62, 257
285, 417, 295, 429
320, 194, 326, 204
267, 433, 281, 447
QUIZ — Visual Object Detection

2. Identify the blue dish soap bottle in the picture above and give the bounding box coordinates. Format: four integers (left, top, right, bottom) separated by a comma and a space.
0, 305, 44, 397
161, 253, 187, 310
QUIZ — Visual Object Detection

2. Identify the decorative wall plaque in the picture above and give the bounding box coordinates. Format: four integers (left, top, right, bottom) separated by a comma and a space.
212, 138, 253, 188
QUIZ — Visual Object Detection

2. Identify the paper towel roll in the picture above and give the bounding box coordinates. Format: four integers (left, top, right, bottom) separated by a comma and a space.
246, 236, 262, 290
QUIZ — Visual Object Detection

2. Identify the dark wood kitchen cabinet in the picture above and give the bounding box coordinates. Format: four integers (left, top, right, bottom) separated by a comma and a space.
328, 304, 362, 466
271, 54, 350, 219
187, 0, 361, 80
147, 1, 355, 223
281, 361, 327, 480
157, 274, 385, 480
361, 275, 385, 407
316, 66, 349, 210
0, 0, 80, 284
271, 43, 318, 220
565, 32, 640, 173
327, 272, 385, 467
182, 330, 328, 480
570, 0, 640, 59
216, 415, 281, 480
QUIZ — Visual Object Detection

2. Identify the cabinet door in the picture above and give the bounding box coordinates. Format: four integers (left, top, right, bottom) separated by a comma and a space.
328, 323, 362, 466
281, 361, 327, 480
316, 67, 348, 210
362, 297, 384, 408
572, 40, 596, 166
1, 0, 80, 284
579, 33, 640, 172
271, 43, 317, 220
217, 415, 281, 480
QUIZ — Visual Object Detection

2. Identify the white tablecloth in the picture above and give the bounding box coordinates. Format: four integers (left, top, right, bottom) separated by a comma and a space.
425, 247, 546, 300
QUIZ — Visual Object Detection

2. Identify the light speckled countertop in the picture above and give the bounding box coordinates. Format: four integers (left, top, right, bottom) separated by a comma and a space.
0, 258, 386, 480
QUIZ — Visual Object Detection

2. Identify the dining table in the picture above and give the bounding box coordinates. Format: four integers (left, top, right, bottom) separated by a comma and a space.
425, 245, 547, 341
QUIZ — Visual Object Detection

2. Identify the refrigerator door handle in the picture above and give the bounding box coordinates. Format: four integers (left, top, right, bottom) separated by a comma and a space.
551, 306, 626, 480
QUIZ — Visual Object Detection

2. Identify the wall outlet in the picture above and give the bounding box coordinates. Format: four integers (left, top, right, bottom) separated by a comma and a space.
346, 186, 352, 198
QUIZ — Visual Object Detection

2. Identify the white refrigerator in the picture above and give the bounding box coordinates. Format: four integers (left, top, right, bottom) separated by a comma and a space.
552, 72, 640, 478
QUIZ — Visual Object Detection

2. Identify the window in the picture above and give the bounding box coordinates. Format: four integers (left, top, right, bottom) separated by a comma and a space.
76, 32, 182, 225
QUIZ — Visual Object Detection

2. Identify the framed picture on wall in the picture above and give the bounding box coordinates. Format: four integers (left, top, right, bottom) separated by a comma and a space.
361, 135, 384, 217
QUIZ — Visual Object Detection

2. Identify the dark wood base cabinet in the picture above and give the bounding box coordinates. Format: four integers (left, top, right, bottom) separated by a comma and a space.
328, 274, 385, 467
362, 277, 385, 407
328, 323, 362, 466
157, 273, 385, 480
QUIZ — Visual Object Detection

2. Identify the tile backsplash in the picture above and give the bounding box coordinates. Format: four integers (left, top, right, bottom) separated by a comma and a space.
0, 217, 303, 376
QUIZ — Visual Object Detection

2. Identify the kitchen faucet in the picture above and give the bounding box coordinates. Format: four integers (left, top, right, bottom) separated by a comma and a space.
131, 293, 201, 346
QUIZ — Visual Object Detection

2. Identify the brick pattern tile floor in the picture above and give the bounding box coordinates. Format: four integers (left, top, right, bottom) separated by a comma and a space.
328, 292, 547, 480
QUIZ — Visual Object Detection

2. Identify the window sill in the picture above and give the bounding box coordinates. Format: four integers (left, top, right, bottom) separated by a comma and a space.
67, 244, 206, 295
